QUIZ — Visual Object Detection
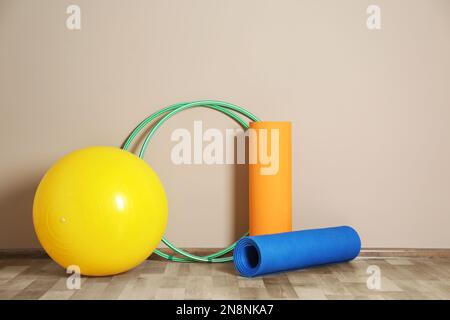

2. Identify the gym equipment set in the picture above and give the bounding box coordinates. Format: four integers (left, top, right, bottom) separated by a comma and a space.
33, 100, 361, 277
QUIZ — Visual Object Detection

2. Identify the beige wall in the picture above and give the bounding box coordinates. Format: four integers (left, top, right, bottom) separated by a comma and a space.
1, 0, 450, 249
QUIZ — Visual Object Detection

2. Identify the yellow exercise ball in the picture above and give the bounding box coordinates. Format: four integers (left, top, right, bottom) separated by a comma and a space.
33, 146, 168, 276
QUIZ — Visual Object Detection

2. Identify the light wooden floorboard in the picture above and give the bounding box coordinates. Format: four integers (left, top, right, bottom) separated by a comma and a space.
0, 257, 449, 300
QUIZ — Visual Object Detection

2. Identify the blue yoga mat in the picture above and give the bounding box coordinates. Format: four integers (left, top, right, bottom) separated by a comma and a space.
233, 226, 361, 277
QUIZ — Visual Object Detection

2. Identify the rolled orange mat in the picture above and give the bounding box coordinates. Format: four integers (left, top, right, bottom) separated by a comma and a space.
249, 121, 292, 236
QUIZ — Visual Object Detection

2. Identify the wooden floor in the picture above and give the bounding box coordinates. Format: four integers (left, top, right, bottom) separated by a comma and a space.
0, 255, 449, 300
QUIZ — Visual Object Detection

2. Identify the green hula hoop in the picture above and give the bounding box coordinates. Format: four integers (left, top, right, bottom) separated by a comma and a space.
122, 100, 260, 263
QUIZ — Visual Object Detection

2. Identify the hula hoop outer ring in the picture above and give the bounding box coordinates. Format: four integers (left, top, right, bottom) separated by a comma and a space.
122, 100, 260, 263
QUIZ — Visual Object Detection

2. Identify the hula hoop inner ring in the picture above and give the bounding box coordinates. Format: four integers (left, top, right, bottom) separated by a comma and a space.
122, 100, 260, 263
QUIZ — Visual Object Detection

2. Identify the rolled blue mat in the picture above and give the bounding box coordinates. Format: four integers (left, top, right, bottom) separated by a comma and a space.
233, 226, 361, 277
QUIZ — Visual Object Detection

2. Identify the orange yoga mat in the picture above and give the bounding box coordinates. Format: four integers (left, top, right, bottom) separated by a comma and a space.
249, 121, 292, 236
